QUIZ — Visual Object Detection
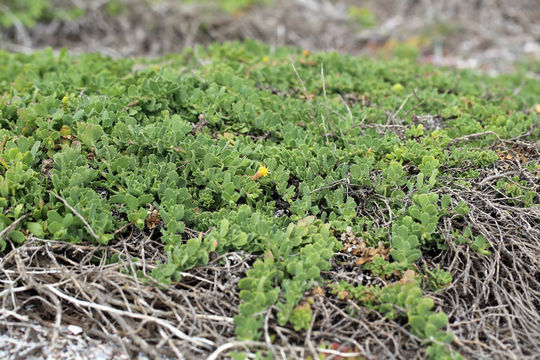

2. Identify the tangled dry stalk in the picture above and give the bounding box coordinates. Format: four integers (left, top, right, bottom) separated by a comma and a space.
435, 137, 540, 359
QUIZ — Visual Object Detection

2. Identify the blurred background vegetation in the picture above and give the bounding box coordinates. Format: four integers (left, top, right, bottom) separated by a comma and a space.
0, 0, 539, 74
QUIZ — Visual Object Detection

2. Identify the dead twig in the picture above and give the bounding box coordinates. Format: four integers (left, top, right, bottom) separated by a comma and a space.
447, 131, 502, 147
0, 214, 30, 240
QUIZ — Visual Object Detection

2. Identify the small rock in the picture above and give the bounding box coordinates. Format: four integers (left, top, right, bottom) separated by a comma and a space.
67, 325, 83, 335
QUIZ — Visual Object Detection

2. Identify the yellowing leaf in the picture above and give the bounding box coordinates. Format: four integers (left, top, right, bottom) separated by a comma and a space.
59, 125, 71, 137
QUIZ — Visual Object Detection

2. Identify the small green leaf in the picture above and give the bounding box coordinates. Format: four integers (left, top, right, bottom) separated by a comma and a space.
471, 235, 491, 255
428, 312, 448, 329
125, 194, 138, 210
186, 238, 201, 256
350, 164, 363, 180
8, 230, 26, 245
455, 201, 470, 216
306, 266, 320, 279
409, 315, 425, 336
441, 195, 452, 209
127, 85, 138, 97
219, 218, 230, 237
27, 222, 43, 237
138, 194, 154, 206
424, 323, 438, 339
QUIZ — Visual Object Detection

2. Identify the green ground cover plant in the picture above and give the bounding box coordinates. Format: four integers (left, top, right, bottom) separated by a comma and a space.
0, 41, 538, 359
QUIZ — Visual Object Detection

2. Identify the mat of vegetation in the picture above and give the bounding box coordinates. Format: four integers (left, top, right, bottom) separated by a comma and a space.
0, 41, 539, 359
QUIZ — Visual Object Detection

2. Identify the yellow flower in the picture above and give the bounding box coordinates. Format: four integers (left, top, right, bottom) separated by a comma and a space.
258, 166, 268, 177
251, 166, 269, 181
262, 56, 269, 63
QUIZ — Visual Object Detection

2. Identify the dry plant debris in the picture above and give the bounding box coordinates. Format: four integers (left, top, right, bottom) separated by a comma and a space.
340, 226, 390, 266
